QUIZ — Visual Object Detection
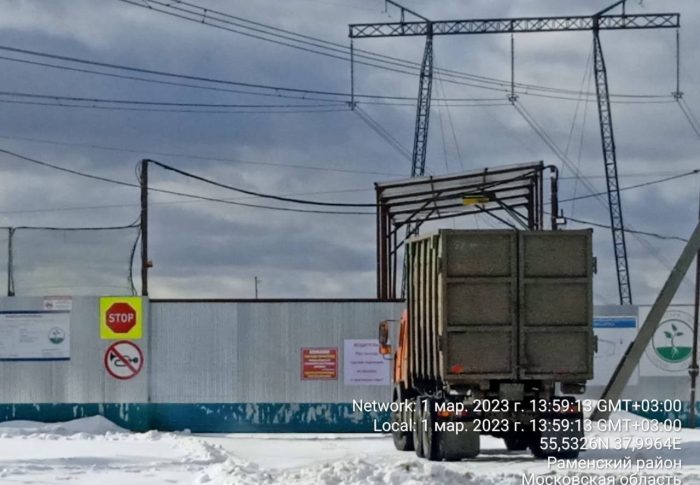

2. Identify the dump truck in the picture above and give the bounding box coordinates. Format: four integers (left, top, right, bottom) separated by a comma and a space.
378, 229, 595, 461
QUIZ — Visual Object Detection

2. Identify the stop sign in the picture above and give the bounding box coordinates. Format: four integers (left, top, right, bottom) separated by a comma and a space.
105, 302, 137, 334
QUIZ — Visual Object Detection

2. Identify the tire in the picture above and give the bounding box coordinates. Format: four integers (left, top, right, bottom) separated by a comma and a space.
412, 397, 425, 458
503, 434, 529, 451
438, 421, 480, 461
529, 438, 548, 460
391, 385, 414, 451
422, 398, 440, 461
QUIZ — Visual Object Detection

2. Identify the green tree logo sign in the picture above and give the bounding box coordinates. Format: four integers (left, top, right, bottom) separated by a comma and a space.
648, 310, 694, 372
48, 327, 65, 345
657, 321, 691, 362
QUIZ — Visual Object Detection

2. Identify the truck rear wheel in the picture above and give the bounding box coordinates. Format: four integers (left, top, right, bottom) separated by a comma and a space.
437, 421, 480, 461
391, 385, 414, 451
503, 434, 529, 451
412, 397, 425, 458
421, 398, 440, 461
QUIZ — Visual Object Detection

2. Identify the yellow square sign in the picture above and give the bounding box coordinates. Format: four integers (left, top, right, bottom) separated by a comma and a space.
100, 296, 143, 340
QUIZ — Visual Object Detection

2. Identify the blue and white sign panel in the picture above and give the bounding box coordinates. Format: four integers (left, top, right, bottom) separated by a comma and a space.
594, 317, 637, 328
591, 315, 638, 387
0, 311, 70, 361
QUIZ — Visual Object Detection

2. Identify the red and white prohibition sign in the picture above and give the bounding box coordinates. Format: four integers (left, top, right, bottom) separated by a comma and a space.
104, 340, 144, 380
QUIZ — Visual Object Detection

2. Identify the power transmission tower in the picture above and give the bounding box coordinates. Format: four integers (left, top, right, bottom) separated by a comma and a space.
592, 1, 633, 304
350, 1, 679, 305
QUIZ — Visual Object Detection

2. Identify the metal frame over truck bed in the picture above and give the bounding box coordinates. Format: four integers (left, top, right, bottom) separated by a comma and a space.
376, 162, 594, 461
375, 161, 559, 299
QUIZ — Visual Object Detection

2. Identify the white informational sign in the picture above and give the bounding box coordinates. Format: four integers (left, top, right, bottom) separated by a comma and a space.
0, 311, 70, 360
343, 339, 390, 386
640, 307, 698, 377
591, 316, 638, 386
43, 296, 73, 311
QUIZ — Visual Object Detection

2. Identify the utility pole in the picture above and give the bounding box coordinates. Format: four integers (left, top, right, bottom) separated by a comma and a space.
350, 2, 679, 304
690, 184, 700, 428
140, 159, 149, 297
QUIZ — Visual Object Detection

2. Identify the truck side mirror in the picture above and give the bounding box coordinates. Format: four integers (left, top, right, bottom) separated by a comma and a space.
378, 320, 391, 355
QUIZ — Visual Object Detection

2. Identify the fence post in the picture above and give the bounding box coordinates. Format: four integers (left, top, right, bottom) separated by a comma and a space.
7, 227, 13, 296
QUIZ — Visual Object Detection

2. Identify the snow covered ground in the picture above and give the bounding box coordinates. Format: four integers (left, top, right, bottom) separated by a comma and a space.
0, 413, 697, 484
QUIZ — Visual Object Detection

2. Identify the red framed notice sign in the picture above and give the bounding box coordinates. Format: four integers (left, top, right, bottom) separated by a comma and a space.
301, 347, 338, 380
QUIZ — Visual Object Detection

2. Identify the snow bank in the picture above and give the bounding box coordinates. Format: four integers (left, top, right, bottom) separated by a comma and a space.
0, 415, 127, 438
276, 459, 520, 485
201, 455, 522, 485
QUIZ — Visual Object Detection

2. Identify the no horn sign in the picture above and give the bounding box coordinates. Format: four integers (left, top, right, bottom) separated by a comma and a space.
100, 297, 143, 340
104, 340, 144, 380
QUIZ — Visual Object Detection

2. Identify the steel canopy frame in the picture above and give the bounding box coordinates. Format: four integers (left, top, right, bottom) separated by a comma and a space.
375, 162, 557, 299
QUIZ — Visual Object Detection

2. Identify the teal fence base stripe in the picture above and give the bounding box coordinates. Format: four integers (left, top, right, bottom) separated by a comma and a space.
153, 403, 390, 433
0, 403, 153, 432
0, 403, 390, 433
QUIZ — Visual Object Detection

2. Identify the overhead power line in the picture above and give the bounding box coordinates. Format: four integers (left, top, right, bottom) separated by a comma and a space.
0, 90, 346, 108
0, 88, 509, 112
353, 106, 412, 162
559, 168, 700, 203
0, 221, 139, 231
0, 98, 351, 115
0, 147, 138, 188
147, 159, 376, 207
0, 46, 509, 105
564, 215, 688, 243
0, 187, 373, 215
0, 43, 672, 107
149, 188, 373, 215
0, 146, 373, 215
0, 133, 402, 177
0, 53, 349, 104
676, 97, 700, 139
0, 44, 355, 99
0, 44, 451, 103
117, 0, 671, 101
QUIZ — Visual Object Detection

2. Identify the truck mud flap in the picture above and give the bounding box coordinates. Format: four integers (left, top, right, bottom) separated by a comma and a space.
437, 421, 480, 461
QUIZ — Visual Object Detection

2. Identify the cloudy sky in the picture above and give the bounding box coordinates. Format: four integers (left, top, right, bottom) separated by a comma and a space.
0, 0, 698, 304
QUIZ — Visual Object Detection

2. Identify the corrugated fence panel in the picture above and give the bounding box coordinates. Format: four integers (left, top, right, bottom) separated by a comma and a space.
237, 303, 292, 402
150, 301, 403, 403
150, 303, 238, 402
0, 299, 698, 429
0, 298, 403, 431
